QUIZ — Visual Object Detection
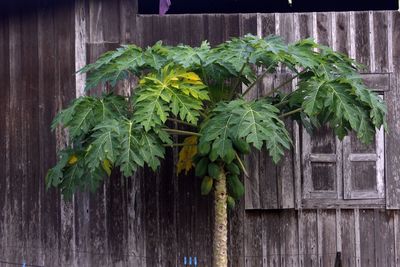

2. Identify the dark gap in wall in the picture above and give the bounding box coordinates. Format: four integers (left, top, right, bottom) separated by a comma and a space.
139, 0, 399, 14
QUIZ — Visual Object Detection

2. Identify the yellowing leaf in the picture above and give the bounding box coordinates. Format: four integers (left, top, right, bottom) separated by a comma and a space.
180, 72, 201, 81
102, 159, 112, 176
177, 136, 198, 175
68, 155, 78, 165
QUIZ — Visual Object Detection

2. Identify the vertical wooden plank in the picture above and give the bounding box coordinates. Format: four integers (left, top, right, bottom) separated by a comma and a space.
73, 4, 90, 266
106, 171, 130, 265
392, 11, 400, 72
278, 13, 294, 44
263, 211, 281, 266
143, 167, 161, 266
259, 13, 276, 37
386, 11, 400, 209
229, 196, 245, 267
7, 9, 25, 264
280, 210, 299, 267
244, 213, 263, 266
374, 210, 395, 267
158, 151, 178, 267
55, 2, 77, 265
88, 0, 120, 43
21, 4, 42, 265
135, 15, 153, 47
394, 211, 400, 266
38, 4, 61, 266
340, 210, 356, 267
317, 210, 337, 266
188, 14, 207, 46
316, 13, 332, 46
119, 0, 138, 43
354, 12, 371, 69
334, 13, 350, 54
0, 10, 10, 265
359, 209, 375, 267
223, 14, 240, 41
126, 170, 145, 267
239, 13, 257, 36
373, 12, 389, 72
300, 211, 318, 266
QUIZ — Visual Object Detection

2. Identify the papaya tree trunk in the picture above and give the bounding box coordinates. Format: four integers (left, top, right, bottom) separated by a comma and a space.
213, 170, 228, 267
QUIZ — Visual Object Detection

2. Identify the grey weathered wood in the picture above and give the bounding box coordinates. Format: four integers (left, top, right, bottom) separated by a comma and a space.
374, 210, 395, 266
354, 12, 371, 68
244, 212, 263, 266
360, 73, 390, 91
341, 210, 356, 266
373, 12, 389, 72
333, 12, 350, 54
0, 9, 10, 265
300, 211, 318, 266
359, 210, 375, 267
386, 11, 400, 209
301, 198, 385, 209
317, 210, 337, 266
343, 127, 385, 200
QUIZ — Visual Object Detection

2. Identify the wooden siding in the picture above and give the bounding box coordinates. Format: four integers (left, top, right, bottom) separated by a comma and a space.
0, 1, 400, 266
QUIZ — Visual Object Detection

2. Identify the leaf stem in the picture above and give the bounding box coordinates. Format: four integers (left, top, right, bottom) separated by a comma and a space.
242, 64, 275, 97
279, 107, 303, 118
235, 153, 249, 177
167, 118, 197, 128
163, 128, 202, 136
233, 60, 249, 91
163, 143, 196, 147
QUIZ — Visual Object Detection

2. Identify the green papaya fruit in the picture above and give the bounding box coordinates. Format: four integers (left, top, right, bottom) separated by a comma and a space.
209, 148, 219, 162
233, 138, 251, 155
201, 176, 213, 195
227, 175, 245, 199
195, 157, 209, 177
198, 142, 211, 156
226, 162, 240, 176
208, 163, 221, 180
222, 146, 236, 164
227, 195, 235, 209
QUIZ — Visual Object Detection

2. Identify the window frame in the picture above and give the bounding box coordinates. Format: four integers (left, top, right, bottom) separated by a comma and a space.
296, 73, 390, 209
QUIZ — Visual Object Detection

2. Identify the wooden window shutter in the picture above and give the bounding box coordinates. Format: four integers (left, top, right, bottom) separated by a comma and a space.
302, 126, 342, 200
343, 128, 385, 199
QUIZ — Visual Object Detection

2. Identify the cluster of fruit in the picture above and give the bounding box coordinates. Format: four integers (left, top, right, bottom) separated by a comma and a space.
193, 138, 251, 209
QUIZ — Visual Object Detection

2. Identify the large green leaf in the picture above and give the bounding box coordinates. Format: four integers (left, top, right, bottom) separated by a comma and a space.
200, 99, 292, 163
80, 45, 146, 90
133, 65, 209, 131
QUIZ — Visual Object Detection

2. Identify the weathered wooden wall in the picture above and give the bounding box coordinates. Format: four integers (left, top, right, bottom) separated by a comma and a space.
1, 1, 400, 266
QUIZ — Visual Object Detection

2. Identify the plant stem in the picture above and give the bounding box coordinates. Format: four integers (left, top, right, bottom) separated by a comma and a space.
242, 65, 275, 97
162, 143, 196, 147
163, 128, 202, 136
167, 118, 197, 128
279, 107, 303, 118
233, 60, 248, 91
213, 170, 228, 267
235, 153, 249, 177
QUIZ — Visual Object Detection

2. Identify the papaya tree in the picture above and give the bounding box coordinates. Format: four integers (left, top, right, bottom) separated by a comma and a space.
46, 34, 387, 267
